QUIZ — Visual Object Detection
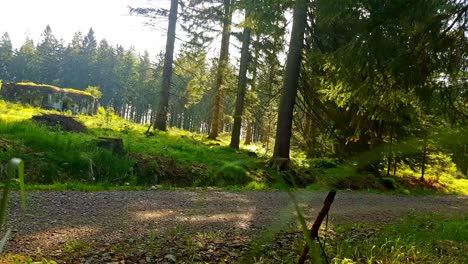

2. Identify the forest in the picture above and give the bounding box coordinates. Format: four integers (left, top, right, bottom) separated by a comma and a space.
0, 0, 467, 263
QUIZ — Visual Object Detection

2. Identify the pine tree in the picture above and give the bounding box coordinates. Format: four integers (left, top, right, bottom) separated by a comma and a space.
208, 0, 234, 139
230, 7, 252, 149
271, 0, 307, 170
0, 32, 13, 80
36, 25, 63, 85
155, 0, 179, 131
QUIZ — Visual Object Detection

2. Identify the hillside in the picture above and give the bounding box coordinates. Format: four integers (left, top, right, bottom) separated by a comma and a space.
0, 100, 276, 189
1, 100, 467, 194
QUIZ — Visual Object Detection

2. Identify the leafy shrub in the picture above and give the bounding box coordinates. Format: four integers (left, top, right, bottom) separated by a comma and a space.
97, 106, 106, 116
84, 86, 102, 99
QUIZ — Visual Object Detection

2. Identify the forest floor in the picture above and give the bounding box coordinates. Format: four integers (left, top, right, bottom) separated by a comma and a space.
6, 190, 468, 263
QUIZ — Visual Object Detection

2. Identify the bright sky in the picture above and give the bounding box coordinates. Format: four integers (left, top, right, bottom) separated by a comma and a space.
0, 0, 171, 59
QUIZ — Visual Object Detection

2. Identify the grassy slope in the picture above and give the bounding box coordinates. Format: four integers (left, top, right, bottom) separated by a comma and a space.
0, 100, 277, 189
1, 100, 467, 193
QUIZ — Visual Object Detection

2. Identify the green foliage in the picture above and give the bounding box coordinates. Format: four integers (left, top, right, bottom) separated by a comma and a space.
0, 26, 161, 125
0, 254, 56, 264
0, 101, 273, 188
213, 163, 250, 186
1, 100, 466, 193
331, 214, 468, 264
63, 240, 91, 254
297, 0, 467, 183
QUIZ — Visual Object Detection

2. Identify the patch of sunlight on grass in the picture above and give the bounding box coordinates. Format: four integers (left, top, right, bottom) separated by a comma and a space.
245, 181, 269, 190
332, 214, 468, 264
241, 144, 260, 153
290, 150, 309, 168
0, 100, 54, 122
241, 143, 271, 158
439, 176, 468, 195
396, 162, 467, 195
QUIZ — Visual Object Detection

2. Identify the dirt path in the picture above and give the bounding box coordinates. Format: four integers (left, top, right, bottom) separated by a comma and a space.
7, 191, 468, 259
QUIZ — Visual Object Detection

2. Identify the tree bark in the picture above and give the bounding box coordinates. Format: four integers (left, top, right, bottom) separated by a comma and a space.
230, 9, 252, 149
183, 108, 190, 130
244, 38, 259, 145
154, 0, 178, 131
271, 0, 307, 170
421, 138, 427, 180
208, 0, 233, 139
245, 121, 252, 145
387, 133, 393, 177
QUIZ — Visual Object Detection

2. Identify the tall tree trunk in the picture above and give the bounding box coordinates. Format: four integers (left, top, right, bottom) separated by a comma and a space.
245, 122, 252, 145
304, 116, 315, 157
230, 9, 252, 149
244, 37, 260, 145
271, 0, 307, 170
183, 108, 190, 130
170, 108, 177, 127
177, 110, 183, 129
154, 0, 178, 131
208, 0, 233, 139
387, 132, 393, 177
421, 138, 427, 180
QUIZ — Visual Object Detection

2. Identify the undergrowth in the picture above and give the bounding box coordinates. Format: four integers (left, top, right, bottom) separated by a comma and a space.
0, 100, 275, 188
0, 100, 466, 193
330, 214, 468, 264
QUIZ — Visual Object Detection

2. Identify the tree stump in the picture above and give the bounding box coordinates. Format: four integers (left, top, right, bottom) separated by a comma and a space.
97, 137, 124, 154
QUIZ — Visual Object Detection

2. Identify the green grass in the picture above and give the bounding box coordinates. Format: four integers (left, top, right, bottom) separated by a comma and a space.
0, 100, 466, 193
0, 100, 277, 188
330, 214, 468, 264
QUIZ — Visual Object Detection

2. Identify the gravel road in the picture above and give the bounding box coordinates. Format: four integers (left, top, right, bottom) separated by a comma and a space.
7, 190, 468, 256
